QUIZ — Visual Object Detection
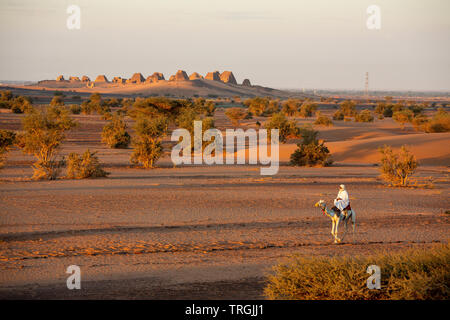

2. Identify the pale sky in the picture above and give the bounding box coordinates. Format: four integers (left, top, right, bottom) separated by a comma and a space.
0, 0, 449, 91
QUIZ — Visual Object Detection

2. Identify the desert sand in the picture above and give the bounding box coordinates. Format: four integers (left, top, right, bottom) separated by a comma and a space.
0, 107, 449, 299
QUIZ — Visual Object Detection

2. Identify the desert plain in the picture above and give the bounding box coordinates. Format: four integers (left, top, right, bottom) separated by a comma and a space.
0, 88, 449, 299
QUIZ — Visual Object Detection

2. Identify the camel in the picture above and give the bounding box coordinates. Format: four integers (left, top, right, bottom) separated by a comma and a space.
314, 200, 356, 244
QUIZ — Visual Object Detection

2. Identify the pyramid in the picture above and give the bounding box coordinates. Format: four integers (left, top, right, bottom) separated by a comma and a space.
205, 71, 221, 81
189, 72, 203, 80
81, 76, 90, 82
94, 75, 109, 82
146, 72, 165, 83
113, 77, 125, 84
56, 75, 65, 81
242, 79, 252, 86
220, 71, 237, 85
129, 73, 145, 84
173, 70, 189, 81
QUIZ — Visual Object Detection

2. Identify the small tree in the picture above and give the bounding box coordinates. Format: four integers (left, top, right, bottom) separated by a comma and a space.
17, 106, 77, 180
50, 96, 64, 107
281, 99, 301, 117
264, 112, 301, 143
333, 110, 345, 120
0, 129, 16, 169
101, 115, 131, 148
298, 102, 318, 118
393, 109, 414, 130
225, 107, 246, 127
378, 145, 418, 187
314, 112, 333, 126
67, 149, 108, 179
339, 100, 357, 117
131, 116, 169, 168
355, 109, 374, 122
290, 127, 332, 167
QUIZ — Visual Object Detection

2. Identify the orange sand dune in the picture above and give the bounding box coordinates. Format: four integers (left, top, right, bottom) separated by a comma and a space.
279, 132, 450, 166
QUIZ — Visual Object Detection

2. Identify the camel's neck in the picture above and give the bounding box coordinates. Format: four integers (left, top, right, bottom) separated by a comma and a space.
321, 205, 334, 217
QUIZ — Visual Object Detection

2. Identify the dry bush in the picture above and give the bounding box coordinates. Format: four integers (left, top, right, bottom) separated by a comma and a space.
265, 244, 450, 300
101, 115, 131, 148
414, 108, 450, 133
0, 129, 16, 169
393, 109, 414, 129
379, 145, 418, 187
225, 107, 246, 127
69, 104, 81, 114
298, 102, 318, 118
332, 110, 345, 120
355, 109, 374, 122
314, 112, 333, 126
16, 106, 77, 180
339, 100, 357, 117
67, 149, 108, 179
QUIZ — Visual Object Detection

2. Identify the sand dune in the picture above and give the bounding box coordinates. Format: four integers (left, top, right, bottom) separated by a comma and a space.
279, 132, 450, 166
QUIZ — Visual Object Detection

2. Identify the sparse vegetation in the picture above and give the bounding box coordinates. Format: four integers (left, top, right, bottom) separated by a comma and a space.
339, 100, 357, 117
130, 115, 169, 168
314, 112, 333, 126
67, 149, 108, 179
355, 109, 374, 122
332, 110, 345, 120
290, 127, 332, 167
393, 109, 414, 130
265, 244, 450, 300
101, 115, 131, 148
264, 113, 301, 143
16, 106, 77, 180
378, 145, 418, 187
225, 107, 246, 127
413, 108, 450, 133
298, 102, 318, 118
0, 129, 16, 169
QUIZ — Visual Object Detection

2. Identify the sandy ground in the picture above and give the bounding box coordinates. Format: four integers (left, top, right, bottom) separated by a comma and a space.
0, 108, 449, 299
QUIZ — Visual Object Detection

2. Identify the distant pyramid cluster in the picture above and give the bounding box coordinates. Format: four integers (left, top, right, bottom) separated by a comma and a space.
55, 70, 251, 87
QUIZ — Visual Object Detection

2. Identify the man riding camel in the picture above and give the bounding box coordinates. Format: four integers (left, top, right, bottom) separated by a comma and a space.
332, 184, 350, 217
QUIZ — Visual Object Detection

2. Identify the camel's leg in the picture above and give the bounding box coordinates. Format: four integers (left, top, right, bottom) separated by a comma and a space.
335, 219, 341, 243
351, 211, 356, 243
341, 216, 348, 242
331, 220, 336, 242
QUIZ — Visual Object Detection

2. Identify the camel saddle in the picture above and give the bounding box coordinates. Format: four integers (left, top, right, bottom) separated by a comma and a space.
331, 203, 351, 217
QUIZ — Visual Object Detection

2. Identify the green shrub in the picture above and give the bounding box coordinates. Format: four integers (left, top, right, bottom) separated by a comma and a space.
264, 113, 301, 143
290, 127, 332, 167
67, 149, 108, 179
0, 129, 16, 168
101, 115, 131, 148
355, 109, 374, 122
414, 108, 450, 133
16, 106, 77, 180
379, 145, 418, 187
265, 244, 450, 300
314, 112, 333, 126
131, 116, 169, 168
383, 105, 393, 117
11, 96, 33, 114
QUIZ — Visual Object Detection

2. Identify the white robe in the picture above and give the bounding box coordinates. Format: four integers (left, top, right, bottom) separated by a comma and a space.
334, 189, 349, 211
